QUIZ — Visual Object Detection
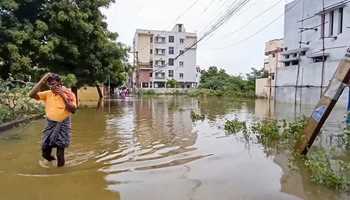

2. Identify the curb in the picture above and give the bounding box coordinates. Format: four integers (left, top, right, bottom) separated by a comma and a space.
0, 114, 44, 132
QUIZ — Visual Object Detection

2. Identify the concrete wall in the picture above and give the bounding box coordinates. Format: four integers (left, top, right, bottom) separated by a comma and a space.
78, 86, 103, 102
277, 0, 350, 105
256, 78, 270, 98
136, 33, 152, 64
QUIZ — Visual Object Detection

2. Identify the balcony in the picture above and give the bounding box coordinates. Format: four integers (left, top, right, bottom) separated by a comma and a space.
155, 60, 165, 67
155, 36, 166, 44
155, 49, 166, 55
155, 72, 165, 79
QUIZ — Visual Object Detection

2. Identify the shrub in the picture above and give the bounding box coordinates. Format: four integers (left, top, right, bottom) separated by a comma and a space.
0, 78, 44, 123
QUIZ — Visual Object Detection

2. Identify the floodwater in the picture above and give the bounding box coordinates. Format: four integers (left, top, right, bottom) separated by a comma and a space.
0, 96, 349, 200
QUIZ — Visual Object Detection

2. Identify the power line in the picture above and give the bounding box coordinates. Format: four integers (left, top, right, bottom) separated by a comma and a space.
213, 0, 299, 50
152, 0, 252, 74
198, 0, 243, 34
219, 0, 283, 39
175, 0, 252, 60
201, 0, 220, 15
166, 0, 201, 30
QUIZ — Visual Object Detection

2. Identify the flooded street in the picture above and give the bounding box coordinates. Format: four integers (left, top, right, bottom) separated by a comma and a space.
0, 96, 349, 200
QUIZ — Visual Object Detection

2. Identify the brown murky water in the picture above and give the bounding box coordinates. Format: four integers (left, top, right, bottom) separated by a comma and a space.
0, 96, 349, 200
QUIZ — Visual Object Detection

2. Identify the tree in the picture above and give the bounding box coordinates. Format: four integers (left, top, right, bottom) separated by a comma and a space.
0, 0, 129, 89
199, 66, 257, 97
166, 79, 177, 88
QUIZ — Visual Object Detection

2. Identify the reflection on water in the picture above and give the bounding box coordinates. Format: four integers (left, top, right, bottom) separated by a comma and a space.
0, 96, 349, 200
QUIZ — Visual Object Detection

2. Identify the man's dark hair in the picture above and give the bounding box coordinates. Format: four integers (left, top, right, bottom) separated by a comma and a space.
47, 73, 61, 83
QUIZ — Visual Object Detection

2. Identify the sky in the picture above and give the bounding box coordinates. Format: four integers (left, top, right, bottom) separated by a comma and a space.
102, 0, 295, 75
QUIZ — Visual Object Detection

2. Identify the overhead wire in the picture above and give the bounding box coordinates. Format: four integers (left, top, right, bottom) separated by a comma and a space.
219, 0, 283, 39
166, 0, 201, 30
152, 0, 252, 73
212, 0, 300, 50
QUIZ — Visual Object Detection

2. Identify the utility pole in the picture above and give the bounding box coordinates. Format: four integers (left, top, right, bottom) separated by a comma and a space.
297, 48, 350, 155
294, 0, 305, 115
320, 0, 326, 97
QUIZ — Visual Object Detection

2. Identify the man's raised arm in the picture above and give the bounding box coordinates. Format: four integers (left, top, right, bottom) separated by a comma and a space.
29, 73, 51, 99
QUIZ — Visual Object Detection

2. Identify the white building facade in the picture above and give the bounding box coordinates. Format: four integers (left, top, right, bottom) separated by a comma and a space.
133, 24, 199, 89
276, 0, 350, 105
256, 39, 284, 99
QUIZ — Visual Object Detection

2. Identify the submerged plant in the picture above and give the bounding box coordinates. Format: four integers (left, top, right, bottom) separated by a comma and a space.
305, 149, 350, 191
251, 120, 280, 140
224, 119, 247, 134
191, 111, 205, 121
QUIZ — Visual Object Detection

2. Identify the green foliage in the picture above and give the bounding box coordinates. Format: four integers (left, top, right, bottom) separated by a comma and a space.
198, 66, 258, 98
229, 117, 350, 191
342, 127, 350, 150
0, 0, 129, 88
0, 77, 44, 123
191, 111, 205, 121
224, 119, 247, 134
251, 120, 280, 141
166, 79, 177, 88
61, 73, 78, 88
305, 149, 350, 191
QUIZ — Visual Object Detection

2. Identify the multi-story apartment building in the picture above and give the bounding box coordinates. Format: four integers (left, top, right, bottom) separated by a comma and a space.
276, 0, 350, 105
256, 39, 284, 99
133, 24, 198, 89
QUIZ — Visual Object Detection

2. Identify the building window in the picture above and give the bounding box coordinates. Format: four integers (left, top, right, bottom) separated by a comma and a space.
169, 36, 174, 43
300, 51, 306, 56
271, 73, 275, 80
150, 37, 153, 43
178, 24, 183, 32
179, 61, 184, 67
155, 72, 165, 79
285, 55, 290, 59
291, 60, 299, 66
155, 36, 166, 43
321, 13, 325, 38
149, 73, 153, 77
338, 7, 344, 34
179, 50, 184, 55
168, 58, 174, 66
293, 53, 297, 58
150, 60, 153, 66
142, 82, 149, 88
312, 56, 327, 63
156, 49, 165, 55
150, 49, 153, 54
285, 62, 290, 67
180, 38, 184, 44
272, 53, 275, 58
156, 60, 165, 67
179, 73, 184, 79
329, 10, 334, 36
168, 70, 174, 77
169, 47, 174, 54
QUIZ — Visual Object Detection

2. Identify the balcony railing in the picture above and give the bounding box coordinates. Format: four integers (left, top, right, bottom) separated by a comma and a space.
155, 37, 166, 44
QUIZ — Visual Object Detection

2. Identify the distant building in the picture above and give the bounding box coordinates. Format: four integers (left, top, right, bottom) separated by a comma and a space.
132, 24, 198, 89
256, 39, 283, 99
276, 0, 350, 105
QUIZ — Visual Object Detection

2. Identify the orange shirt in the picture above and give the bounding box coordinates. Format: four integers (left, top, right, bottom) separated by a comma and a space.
38, 89, 77, 122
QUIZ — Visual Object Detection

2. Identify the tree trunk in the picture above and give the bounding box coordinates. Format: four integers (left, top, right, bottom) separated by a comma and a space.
96, 84, 103, 98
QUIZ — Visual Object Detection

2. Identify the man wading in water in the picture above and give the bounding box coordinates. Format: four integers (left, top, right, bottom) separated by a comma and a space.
29, 73, 77, 167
